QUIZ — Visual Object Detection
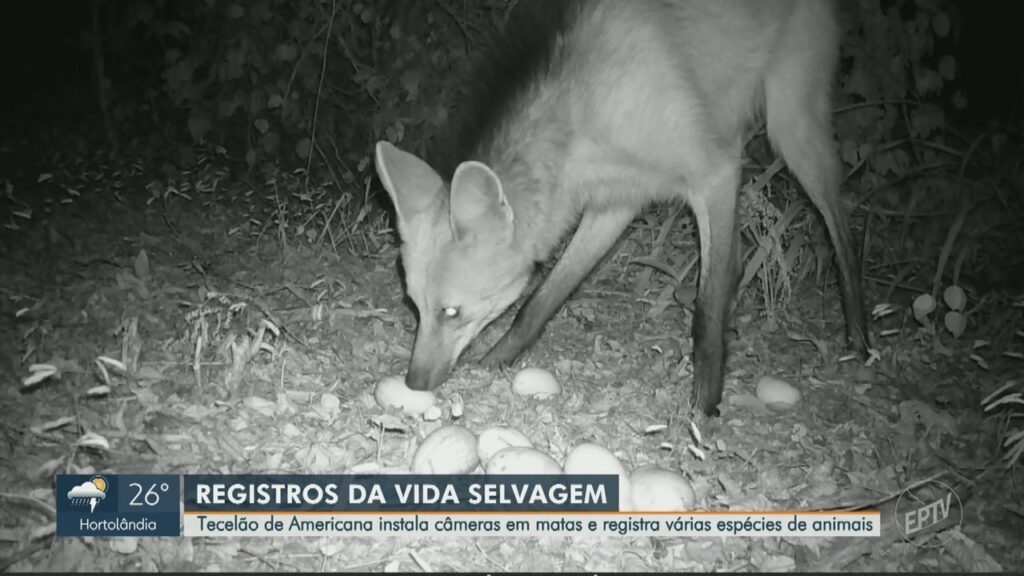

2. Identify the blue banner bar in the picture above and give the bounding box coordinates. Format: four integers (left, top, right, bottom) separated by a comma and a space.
184, 474, 619, 512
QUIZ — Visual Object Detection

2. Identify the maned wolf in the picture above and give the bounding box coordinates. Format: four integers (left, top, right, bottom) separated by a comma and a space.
375, 0, 869, 416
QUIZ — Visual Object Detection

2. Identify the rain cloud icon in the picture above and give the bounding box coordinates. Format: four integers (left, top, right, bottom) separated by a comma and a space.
67, 476, 108, 513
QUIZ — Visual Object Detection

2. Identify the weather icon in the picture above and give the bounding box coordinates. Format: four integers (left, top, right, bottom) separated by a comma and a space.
67, 476, 108, 513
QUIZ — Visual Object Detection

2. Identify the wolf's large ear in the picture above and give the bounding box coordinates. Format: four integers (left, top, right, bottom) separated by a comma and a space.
375, 142, 445, 234
449, 161, 514, 243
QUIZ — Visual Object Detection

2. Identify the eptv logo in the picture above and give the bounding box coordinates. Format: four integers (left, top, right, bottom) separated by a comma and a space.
895, 480, 963, 547
904, 492, 951, 533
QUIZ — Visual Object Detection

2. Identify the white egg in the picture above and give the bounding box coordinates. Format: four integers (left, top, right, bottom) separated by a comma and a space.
411, 425, 479, 474
630, 465, 695, 511
486, 447, 562, 475
512, 367, 561, 399
422, 405, 443, 422
755, 375, 802, 411
477, 427, 533, 467
564, 443, 633, 510
374, 375, 437, 416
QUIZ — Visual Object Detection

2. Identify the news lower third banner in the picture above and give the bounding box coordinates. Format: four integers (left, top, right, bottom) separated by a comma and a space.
56, 474, 883, 538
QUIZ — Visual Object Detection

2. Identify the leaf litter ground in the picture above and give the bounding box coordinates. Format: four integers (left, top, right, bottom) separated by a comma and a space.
0, 160, 1021, 572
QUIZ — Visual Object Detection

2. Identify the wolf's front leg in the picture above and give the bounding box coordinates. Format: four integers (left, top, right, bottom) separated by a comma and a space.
480, 207, 636, 368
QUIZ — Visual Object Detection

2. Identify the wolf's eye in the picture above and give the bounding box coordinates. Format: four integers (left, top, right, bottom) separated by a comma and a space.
441, 306, 460, 320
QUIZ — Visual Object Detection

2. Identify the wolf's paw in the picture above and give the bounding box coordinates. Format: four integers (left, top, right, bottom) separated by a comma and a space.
846, 323, 872, 361
479, 341, 522, 370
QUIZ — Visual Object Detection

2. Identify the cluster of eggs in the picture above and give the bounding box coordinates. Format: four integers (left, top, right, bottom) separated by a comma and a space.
409, 425, 695, 511
374, 368, 694, 511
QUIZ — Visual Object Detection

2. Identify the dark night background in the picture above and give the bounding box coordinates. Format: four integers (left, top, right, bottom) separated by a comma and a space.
0, 0, 1022, 572
2, 1, 1022, 132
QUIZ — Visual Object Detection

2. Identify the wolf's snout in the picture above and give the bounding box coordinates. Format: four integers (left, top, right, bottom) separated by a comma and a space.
406, 359, 450, 391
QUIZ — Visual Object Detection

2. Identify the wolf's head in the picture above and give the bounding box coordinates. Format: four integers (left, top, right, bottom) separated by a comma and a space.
375, 142, 534, 391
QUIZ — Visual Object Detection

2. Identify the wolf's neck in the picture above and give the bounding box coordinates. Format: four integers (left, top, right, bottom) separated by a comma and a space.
436, 1, 584, 265
480, 120, 579, 265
